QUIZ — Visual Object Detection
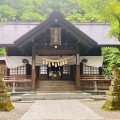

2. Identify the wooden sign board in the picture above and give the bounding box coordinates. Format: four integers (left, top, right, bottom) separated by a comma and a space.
50, 28, 62, 46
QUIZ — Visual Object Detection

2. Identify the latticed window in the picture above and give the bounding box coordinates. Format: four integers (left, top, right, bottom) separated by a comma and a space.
10, 65, 26, 75
40, 65, 47, 74
83, 64, 99, 74
63, 65, 70, 74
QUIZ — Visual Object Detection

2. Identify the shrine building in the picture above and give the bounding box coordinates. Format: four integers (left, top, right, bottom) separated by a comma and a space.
0, 9, 120, 92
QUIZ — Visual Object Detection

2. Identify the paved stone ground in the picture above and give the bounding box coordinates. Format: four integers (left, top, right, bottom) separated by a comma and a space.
19, 100, 104, 120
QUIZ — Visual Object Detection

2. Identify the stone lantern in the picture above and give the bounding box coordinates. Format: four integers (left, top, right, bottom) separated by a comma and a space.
0, 65, 14, 111
102, 64, 120, 110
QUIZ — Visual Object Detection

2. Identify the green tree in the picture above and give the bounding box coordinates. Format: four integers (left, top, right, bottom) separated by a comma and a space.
102, 47, 120, 74
76, 0, 109, 22
21, 12, 45, 21
0, 0, 109, 22
0, 4, 17, 21
0, 47, 6, 56
102, 0, 120, 41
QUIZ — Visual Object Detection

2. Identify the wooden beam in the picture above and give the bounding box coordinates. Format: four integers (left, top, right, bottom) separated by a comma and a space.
31, 45, 36, 90
36, 50, 75, 55
75, 54, 80, 90
76, 64, 80, 89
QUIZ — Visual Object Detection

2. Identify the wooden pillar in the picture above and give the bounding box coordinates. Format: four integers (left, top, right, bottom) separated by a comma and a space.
6, 68, 10, 76
32, 45, 36, 91
75, 54, 80, 89
99, 67, 102, 75
5, 47, 9, 76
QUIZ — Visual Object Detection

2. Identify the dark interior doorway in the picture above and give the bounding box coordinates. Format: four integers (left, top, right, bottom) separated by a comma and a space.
48, 66, 63, 80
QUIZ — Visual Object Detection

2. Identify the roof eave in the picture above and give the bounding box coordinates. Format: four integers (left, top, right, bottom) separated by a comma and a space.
0, 44, 15, 47
98, 44, 120, 47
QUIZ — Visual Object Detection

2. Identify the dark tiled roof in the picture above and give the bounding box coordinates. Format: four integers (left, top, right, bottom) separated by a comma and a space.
0, 22, 120, 45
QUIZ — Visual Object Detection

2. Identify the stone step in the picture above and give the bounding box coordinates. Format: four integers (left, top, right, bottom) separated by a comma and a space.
38, 81, 74, 82
36, 91, 76, 93
38, 88, 75, 90
19, 93, 92, 100
38, 88, 75, 91
37, 84, 75, 87
36, 80, 75, 92
38, 81, 74, 84
38, 83, 74, 85
37, 89, 75, 92
37, 85, 75, 87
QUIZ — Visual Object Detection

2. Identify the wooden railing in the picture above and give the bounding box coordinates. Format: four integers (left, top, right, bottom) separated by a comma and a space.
3, 75, 32, 92
2, 74, 112, 92
80, 75, 112, 90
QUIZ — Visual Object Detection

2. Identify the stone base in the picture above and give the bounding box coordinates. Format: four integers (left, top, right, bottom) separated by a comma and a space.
0, 93, 14, 111
20, 92, 92, 101
101, 92, 120, 110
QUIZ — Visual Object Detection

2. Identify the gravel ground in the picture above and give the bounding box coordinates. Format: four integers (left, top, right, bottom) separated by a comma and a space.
0, 101, 33, 120
81, 99, 120, 120
1, 95, 120, 120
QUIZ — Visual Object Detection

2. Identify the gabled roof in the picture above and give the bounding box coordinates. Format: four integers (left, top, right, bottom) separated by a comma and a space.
13, 11, 97, 50
0, 11, 120, 48
1, 22, 120, 46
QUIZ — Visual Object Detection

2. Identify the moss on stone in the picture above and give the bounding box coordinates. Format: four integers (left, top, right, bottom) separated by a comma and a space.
0, 94, 14, 111
101, 99, 120, 111
0, 65, 14, 111
101, 99, 112, 111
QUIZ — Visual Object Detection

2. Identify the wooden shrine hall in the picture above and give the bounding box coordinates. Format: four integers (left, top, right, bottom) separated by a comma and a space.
0, 8, 120, 92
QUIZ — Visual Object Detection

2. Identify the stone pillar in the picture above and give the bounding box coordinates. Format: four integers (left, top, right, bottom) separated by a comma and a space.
75, 54, 80, 90
32, 45, 36, 91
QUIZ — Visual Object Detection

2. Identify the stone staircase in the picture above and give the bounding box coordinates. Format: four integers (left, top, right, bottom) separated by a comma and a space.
19, 81, 92, 100
36, 80, 75, 93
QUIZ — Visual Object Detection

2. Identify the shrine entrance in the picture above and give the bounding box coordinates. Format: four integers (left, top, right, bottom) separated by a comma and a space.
39, 63, 74, 81
37, 55, 75, 81
48, 65, 62, 80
